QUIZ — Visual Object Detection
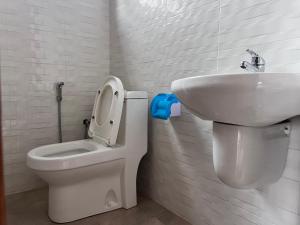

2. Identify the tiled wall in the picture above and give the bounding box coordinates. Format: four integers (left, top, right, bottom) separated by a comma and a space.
0, 0, 109, 194
110, 0, 300, 225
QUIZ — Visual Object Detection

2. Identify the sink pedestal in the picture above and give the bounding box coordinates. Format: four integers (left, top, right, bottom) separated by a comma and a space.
213, 122, 290, 188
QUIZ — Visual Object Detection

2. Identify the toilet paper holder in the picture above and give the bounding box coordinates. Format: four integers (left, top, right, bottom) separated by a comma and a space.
150, 93, 181, 120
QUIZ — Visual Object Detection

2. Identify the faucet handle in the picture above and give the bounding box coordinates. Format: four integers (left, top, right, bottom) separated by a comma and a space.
246, 49, 259, 57
246, 49, 265, 65
241, 49, 265, 72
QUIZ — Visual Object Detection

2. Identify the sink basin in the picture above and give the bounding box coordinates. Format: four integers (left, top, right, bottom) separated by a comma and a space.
171, 73, 300, 126
171, 72, 296, 188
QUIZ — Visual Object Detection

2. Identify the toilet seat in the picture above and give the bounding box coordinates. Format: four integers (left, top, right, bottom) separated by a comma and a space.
27, 140, 125, 171
89, 76, 125, 146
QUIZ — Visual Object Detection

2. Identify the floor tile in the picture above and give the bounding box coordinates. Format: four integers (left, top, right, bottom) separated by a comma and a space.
5, 188, 191, 225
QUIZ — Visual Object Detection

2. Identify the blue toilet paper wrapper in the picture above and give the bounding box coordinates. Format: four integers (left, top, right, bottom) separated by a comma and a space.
150, 93, 180, 120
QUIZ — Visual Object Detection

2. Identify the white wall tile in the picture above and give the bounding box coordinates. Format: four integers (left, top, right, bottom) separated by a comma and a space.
1, 0, 110, 195
110, 0, 300, 224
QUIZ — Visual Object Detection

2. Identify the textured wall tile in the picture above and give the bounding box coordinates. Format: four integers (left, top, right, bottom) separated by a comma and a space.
110, 0, 300, 225
1, 0, 109, 194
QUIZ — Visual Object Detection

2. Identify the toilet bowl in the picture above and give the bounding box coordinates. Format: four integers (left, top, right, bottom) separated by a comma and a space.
27, 76, 148, 223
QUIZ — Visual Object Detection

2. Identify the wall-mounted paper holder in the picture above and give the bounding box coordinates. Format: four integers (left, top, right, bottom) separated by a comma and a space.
150, 93, 181, 120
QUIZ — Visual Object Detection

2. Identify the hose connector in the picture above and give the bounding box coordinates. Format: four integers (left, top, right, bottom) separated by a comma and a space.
56, 82, 64, 102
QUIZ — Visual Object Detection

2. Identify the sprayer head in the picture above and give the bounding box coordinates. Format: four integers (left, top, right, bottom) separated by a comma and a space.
56, 82, 64, 89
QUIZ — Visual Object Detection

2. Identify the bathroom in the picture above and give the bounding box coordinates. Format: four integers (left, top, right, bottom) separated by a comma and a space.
0, 0, 300, 224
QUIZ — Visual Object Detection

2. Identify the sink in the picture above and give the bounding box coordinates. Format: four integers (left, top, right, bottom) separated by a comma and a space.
171, 73, 300, 126
171, 72, 298, 188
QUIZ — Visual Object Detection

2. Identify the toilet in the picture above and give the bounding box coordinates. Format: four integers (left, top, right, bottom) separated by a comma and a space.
27, 76, 148, 223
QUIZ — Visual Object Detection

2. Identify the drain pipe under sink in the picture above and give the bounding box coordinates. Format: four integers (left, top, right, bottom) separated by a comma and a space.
56, 82, 64, 143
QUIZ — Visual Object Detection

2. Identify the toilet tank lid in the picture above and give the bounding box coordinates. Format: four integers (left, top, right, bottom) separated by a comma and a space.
125, 91, 148, 99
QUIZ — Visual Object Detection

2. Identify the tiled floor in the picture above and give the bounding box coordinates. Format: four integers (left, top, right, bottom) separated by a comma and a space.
6, 188, 191, 225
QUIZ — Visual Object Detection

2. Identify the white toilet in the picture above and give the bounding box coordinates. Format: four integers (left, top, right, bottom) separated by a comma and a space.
27, 76, 148, 223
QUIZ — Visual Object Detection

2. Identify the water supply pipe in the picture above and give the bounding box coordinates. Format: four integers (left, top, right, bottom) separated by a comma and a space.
56, 82, 64, 143
83, 119, 91, 139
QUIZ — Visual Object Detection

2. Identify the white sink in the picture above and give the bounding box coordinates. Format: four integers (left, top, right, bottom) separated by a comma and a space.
171, 73, 300, 126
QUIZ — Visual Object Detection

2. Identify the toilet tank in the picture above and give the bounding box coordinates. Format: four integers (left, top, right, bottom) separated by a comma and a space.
117, 91, 148, 156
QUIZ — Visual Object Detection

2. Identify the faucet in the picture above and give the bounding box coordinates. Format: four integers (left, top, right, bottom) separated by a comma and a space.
240, 49, 265, 72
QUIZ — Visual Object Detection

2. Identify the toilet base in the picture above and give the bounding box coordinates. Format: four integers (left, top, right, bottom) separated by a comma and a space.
37, 159, 128, 223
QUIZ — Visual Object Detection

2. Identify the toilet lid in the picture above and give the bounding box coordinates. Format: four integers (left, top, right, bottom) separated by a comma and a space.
89, 76, 125, 146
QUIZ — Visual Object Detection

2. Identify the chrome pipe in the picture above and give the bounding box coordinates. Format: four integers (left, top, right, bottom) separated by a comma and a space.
56, 82, 64, 143
83, 119, 91, 139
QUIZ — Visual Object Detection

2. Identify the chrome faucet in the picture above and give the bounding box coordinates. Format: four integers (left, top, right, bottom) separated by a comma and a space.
240, 49, 265, 72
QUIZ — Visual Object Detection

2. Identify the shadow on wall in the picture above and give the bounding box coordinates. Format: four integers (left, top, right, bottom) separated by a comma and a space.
138, 106, 217, 221
138, 106, 300, 225
109, 0, 132, 90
